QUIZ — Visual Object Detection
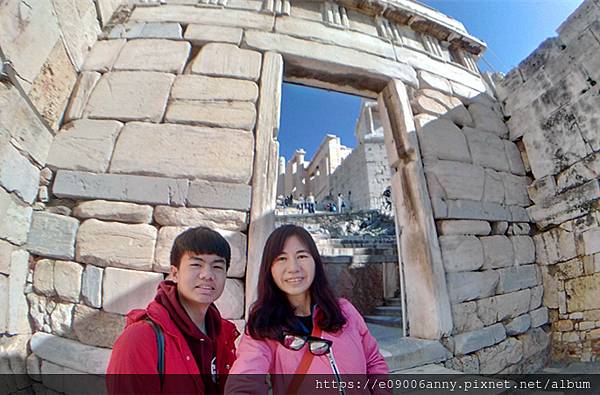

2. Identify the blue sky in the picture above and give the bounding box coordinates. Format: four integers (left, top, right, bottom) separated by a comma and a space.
278, 0, 584, 161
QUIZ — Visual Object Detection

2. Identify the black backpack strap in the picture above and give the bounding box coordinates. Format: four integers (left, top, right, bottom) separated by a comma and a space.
146, 318, 165, 389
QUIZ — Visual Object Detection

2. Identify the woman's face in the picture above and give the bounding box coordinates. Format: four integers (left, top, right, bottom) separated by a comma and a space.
270, 235, 316, 301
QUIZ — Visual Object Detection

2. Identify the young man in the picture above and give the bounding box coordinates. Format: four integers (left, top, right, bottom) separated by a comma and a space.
107, 226, 239, 394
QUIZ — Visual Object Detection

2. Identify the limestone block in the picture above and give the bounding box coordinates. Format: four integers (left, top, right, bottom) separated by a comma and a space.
95, 0, 122, 26
0, 188, 32, 245
33, 259, 55, 297
530, 307, 549, 327
184, 24, 243, 46
111, 22, 183, 39
76, 219, 157, 271
73, 304, 125, 348
46, 119, 123, 173
82, 264, 103, 308
50, 302, 74, 337
187, 180, 253, 211
0, 334, 29, 376
417, 70, 452, 95
30, 331, 111, 375
165, 101, 257, 130
0, 142, 40, 204
419, 89, 473, 127
481, 236, 514, 269
509, 223, 531, 236
437, 220, 491, 236
571, 87, 600, 153
439, 236, 483, 272
171, 75, 259, 102
85, 71, 175, 122
444, 200, 511, 222
511, 236, 535, 265
530, 285, 544, 310
446, 270, 499, 303
582, 228, 600, 255
444, 354, 480, 374
53, 170, 189, 206
518, 327, 549, 360
414, 117, 470, 163
505, 314, 531, 336
102, 267, 163, 315
53, 260, 83, 303
527, 176, 557, 206
154, 206, 247, 231
0, 275, 7, 333
534, 227, 577, 265
215, 278, 244, 319
0, 239, 15, 275
426, 160, 484, 201
463, 127, 509, 172
109, 122, 254, 184
83, 39, 126, 72
63, 72, 101, 123
565, 274, 600, 312
483, 169, 504, 204
496, 264, 539, 294
8, 250, 29, 334
504, 141, 527, 176
191, 43, 261, 81
27, 212, 79, 260
468, 102, 508, 138
114, 39, 190, 74
453, 323, 506, 356
73, 200, 153, 224
154, 226, 247, 278
502, 173, 530, 207
477, 338, 523, 374
477, 289, 531, 325
451, 301, 484, 334
27, 351, 42, 381
412, 94, 446, 116
557, 152, 600, 193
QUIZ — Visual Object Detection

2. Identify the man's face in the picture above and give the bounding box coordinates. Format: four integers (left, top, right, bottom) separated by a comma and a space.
171, 252, 227, 307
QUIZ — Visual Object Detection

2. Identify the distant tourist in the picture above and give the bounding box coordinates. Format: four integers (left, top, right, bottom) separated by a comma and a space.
383, 186, 392, 211
297, 194, 305, 214
337, 193, 345, 213
306, 193, 316, 214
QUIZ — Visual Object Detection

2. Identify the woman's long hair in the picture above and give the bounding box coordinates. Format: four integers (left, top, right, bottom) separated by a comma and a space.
247, 225, 347, 340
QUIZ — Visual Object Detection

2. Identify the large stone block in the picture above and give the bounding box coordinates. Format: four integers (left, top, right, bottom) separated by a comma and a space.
7, 250, 30, 334
53, 170, 189, 206
0, 239, 15, 275
439, 236, 483, 272
109, 122, 254, 184
453, 323, 506, 355
505, 314, 531, 336
33, 259, 55, 296
27, 212, 79, 260
437, 220, 491, 236
165, 101, 257, 130
414, 116, 470, 163
426, 160, 484, 201
53, 260, 83, 303
477, 288, 531, 325
154, 206, 247, 231
451, 301, 484, 334
85, 71, 174, 122
556, 151, 600, 193
73, 200, 153, 224
418, 89, 473, 128
483, 169, 504, 204
518, 327, 549, 360
511, 236, 535, 265
533, 226, 577, 265
477, 337, 523, 374
73, 304, 125, 348
76, 219, 157, 271
502, 173, 530, 207
184, 24, 243, 46
582, 227, 600, 255
417, 70, 452, 95
467, 102, 508, 138
463, 127, 509, 172
187, 180, 252, 211
96, 0, 122, 26
109, 22, 183, 40
113, 39, 190, 74
0, 188, 32, 245
530, 306, 549, 327
82, 39, 126, 72
215, 278, 244, 320
0, 274, 7, 333
496, 264, 540, 294
0, 142, 40, 204
481, 235, 514, 269
504, 141, 527, 176
102, 267, 163, 315
191, 43, 262, 81
49, 301, 74, 337
446, 270, 499, 303
64, 71, 102, 123
46, 119, 123, 173
444, 199, 511, 222
565, 274, 600, 312
82, 264, 103, 309
171, 75, 259, 102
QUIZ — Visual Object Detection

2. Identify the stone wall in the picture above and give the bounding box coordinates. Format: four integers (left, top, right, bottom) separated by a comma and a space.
497, 0, 600, 362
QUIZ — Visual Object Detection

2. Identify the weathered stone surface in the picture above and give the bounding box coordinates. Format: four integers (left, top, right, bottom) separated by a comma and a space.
463, 127, 509, 172
0, 334, 29, 376
73, 304, 125, 348
534, 226, 577, 265
103, 267, 163, 315
414, 117, 470, 163
439, 236, 483, 272
419, 89, 473, 127
64, 71, 102, 123
557, 152, 600, 193
481, 236, 514, 269
453, 323, 506, 355
46, 119, 122, 173
82, 264, 103, 309
518, 327, 549, 360
114, 39, 190, 73
477, 289, 531, 325
417, 70, 452, 95
530, 285, 543, 310
426, 160, 484, 201
527, 175, 557, 206
214, 278, 244, 319
27, 212, 79, 260
53, 170, 189, 206
468, 102, 508, 138
53, 261, 83, 303
505, 314, 532, 336
504, 141, 527, 176
33, 259, 55, 296
496, 264, 539, 294
437, 220, 491, 236
510, 235, 535, 265
154, 206, 247, 231
154, 226, 247, 278
503, 173, 530, 207
30, 332, 111, 375
95, 0, 122, 26
582, 228, 600, 255
451, 301, 484, 334
52, 0, 100, 69
191, 43, 261, 81
83, 39, 126, 72
446, 270, 499, 303
483, 169, 504, 204
0, 142, 40, 204
0, 188, 32, 245
184, 24, 243, 46
109, 122, 254, 184
7, 250, 30, 334
444, 199, 511, 221
76, 219, 157, 271
50, 302, 74, 337
187, 180, 252, 211
565, 274, 600, 312
0, 239, 15, 275
509, 223, 531, 236
0, 275, 7, 333
477, 338, 523, 374
171, 75, 259, 102
165, 101, 257, 130
85, 71, 175, 122
530, 306, 549, 327
110, 22, 183, 39
73, 200, 153, 224
444, 354, 480, 374
412, 94, 447, 116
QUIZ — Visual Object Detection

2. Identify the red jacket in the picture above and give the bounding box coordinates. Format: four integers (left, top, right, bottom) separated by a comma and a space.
106, 298, 239, 394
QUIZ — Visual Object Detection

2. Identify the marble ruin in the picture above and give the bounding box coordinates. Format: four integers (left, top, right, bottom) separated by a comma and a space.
0, 0, 599, 388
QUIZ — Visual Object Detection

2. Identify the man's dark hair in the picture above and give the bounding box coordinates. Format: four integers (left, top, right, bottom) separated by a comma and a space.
170, 226, 231, 269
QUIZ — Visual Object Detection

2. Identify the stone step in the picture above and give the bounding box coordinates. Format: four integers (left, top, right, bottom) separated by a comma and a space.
352, 254, 397, 264
372, 305, 402, 316
364, 315, 403, 327
384, 297, 402, 306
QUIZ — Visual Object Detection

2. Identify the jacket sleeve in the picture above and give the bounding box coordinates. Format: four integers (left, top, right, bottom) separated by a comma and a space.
224, 332, 273, 395
106, 321, 162, 394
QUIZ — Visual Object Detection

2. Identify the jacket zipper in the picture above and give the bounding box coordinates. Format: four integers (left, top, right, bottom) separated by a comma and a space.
326, 349, 346, 395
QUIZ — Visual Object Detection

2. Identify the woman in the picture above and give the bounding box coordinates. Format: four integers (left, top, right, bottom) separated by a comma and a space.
226, 225, 388, 394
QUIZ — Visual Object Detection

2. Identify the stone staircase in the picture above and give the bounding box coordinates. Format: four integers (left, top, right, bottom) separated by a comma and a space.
364, 296, 403, 328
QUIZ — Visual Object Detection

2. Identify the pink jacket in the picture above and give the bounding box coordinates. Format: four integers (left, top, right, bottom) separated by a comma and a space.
226, 299, 389, 394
